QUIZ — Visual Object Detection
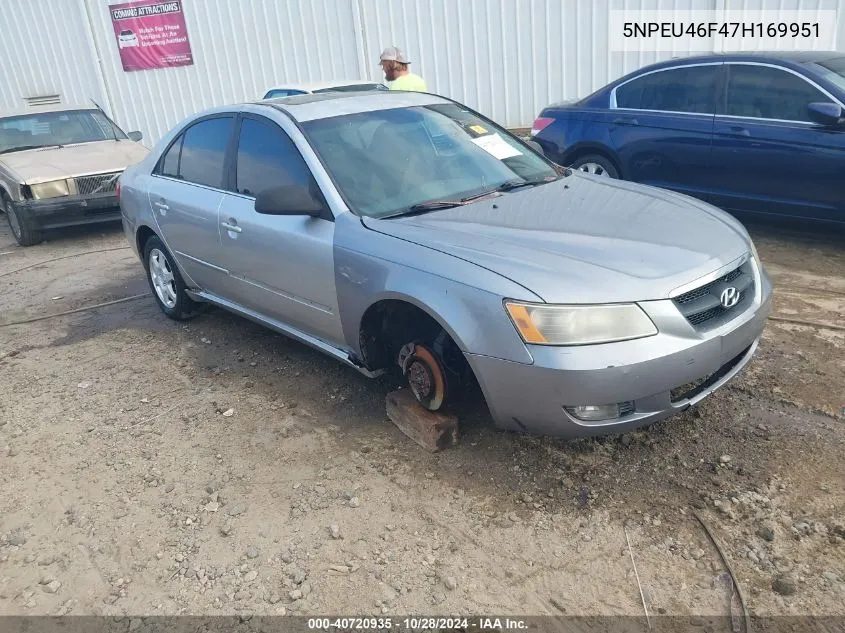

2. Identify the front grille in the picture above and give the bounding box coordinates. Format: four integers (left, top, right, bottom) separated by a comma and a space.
687, 291, 746, 325
676, 268, 743, 305
673, 263, 754, 329
74, 171, 122, 196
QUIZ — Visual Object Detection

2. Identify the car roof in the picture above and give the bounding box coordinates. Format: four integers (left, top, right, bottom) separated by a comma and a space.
0, 103, 97, 118
265, 79, 382, 93
639, 50, 844, 72
256, 90, 450, 122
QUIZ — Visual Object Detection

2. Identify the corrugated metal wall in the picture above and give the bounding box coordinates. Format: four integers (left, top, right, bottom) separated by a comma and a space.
357, 0, 618, 127
82, 0, 365, 144
0, 0, 107, 110
2, 0, 844, 144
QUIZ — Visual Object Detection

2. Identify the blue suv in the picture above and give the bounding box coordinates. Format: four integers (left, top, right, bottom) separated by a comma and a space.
531, 52, 845, 224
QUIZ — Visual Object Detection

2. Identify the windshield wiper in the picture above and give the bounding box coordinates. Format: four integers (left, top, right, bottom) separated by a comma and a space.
0, 144, 63, 155
381, 199, 469, 219
496, 176, 559, 192
380, 178, 559, 220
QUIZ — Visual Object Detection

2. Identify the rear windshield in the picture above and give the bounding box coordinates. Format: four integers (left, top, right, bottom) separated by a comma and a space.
814, 57, 845, 92
0, 109, 127, 154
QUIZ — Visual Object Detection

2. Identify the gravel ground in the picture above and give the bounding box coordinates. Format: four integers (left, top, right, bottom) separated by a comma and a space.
0, 215, 843, 619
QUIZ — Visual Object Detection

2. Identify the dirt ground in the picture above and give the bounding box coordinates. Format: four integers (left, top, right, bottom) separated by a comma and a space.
0, 214, 843, 620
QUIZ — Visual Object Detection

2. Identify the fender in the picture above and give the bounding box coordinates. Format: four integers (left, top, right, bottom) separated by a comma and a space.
333, 214, 538, 365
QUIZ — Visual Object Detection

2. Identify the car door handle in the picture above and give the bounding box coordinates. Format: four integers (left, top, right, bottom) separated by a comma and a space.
729, 126, 751, 136
221, 220, 242, 233
613, 116, 639, 125
153, 200, 169, 212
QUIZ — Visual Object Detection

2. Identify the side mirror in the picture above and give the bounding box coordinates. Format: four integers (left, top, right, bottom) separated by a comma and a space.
254, 184, 326, 217
127, 130, 143, 142
525, 139, 544, 156
807, 102, 843, 126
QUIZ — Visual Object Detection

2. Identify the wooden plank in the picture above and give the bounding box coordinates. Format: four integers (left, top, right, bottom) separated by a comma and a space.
385, 389, 458, 453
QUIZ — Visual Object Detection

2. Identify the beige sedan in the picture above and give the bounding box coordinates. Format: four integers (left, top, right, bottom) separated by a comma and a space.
0, 104, 148, 246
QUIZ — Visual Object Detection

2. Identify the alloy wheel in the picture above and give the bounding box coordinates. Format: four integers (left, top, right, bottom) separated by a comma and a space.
578, 162, 610, 177
149, 248, 177, 309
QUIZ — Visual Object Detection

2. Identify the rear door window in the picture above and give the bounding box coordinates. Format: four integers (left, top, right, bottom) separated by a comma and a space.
723, 64, 829, 122
158, 134, 183, 178
615, 65, 719, 114
177, 117, 234, 189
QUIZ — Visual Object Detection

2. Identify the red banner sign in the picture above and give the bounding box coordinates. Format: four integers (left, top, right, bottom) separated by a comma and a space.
109, 0, 194, 72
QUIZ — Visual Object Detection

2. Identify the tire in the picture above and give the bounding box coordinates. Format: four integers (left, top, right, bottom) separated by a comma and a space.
142, 236, 201, 320
3, 196, 43, 246
570, 154, 620, 179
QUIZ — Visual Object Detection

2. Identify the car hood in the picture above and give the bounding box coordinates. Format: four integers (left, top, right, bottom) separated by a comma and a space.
362, 174, 752, 304
1, 140, 149, 184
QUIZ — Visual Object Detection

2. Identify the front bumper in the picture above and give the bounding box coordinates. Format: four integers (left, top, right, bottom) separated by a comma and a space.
467, 270, 773, 438
12, 193, 120, 230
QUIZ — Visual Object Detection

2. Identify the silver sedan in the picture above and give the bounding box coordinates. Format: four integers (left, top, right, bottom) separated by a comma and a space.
119, 90, 772, 438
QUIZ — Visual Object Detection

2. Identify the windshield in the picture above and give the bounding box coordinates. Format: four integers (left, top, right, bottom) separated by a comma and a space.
0, 109, 127, 154
814, 57, 845, 92
301, 104, 558, 218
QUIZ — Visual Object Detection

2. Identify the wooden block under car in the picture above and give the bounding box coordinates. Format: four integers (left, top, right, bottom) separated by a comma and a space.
385, 389, 459, 453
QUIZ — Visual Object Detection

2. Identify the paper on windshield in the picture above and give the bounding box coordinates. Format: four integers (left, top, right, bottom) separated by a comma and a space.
472, 133, 522, 160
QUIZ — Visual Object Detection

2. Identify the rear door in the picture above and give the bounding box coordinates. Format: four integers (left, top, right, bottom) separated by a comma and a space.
147, 115, 234, 290
609, 63, 722, 199
215, 114, 343, 346
708, 62, 845, 221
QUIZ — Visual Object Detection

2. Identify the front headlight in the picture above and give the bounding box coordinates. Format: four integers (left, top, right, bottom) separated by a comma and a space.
747, 239, 764, 303
505, 301, 658, 346
748, 239, 761, 268
30, 179, 70, 199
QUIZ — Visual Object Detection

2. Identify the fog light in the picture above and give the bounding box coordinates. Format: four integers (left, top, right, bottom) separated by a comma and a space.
566, 404, 623, 422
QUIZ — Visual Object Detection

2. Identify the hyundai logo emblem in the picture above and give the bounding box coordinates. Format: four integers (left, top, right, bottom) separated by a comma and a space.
720, 286, 740, 309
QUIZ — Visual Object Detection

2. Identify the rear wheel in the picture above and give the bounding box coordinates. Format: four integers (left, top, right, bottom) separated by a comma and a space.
143, 236, 201, 320
570, 154, 619, 179
3, 197, 43, 246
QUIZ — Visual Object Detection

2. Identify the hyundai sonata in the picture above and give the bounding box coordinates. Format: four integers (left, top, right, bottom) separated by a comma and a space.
119, 90, 772, 438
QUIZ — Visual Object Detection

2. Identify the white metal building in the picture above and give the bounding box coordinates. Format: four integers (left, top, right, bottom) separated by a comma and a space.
2, 0, 844, 145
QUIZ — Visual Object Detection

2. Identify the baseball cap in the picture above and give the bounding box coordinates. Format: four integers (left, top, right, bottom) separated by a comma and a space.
379, 46, 411, 64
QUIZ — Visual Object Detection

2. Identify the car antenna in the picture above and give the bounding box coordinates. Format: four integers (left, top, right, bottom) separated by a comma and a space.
91, 98, 119, 141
